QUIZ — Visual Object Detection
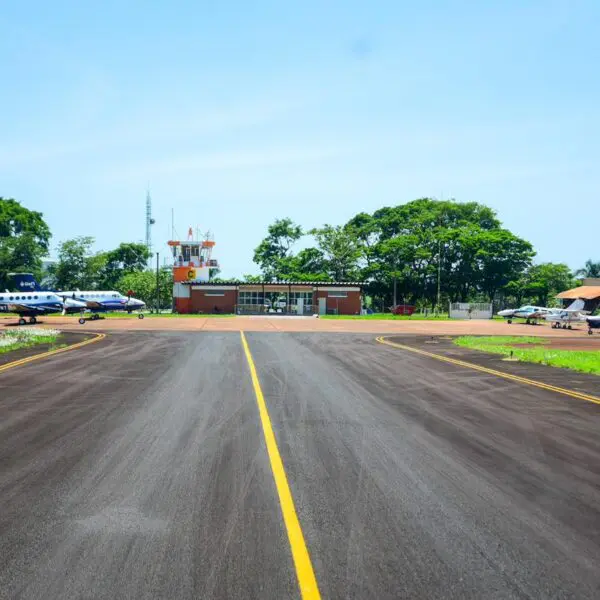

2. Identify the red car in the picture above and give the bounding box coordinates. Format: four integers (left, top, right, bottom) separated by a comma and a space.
390, 304, 416, 316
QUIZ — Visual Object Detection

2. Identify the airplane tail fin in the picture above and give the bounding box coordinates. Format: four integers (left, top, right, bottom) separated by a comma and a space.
8, 272, 43, 292
565, 298, 585, 311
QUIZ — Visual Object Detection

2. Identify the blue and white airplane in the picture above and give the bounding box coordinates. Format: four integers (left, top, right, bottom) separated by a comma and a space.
0, 290, 87, 325
10, 273, 146, 321
586, 315, 600, 335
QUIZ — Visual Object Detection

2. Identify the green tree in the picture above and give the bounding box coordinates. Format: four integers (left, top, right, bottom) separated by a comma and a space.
474, 229, 535, 301
117, 269, 173, 310
0, 197, 51, 290
521, 263, 576, 306
575, 259, 600, 279
102, 242, 151, 288
310, 225, 361, 280
289, 247, 330, 280
253, 218, 303, 279
48, 236, 104, 290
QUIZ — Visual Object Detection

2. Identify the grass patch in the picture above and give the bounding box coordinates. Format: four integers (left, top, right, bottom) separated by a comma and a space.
453, 336, 600, 376
0, 328, 60, 354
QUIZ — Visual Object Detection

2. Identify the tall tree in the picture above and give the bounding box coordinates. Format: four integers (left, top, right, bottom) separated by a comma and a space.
522, 263, 576, 306
253, 218, 303, 279
48, 236, 102, 290
474, 229, 535, 301
310, 225, 361, 280
0, 197, 51, 290
575, 259, 600, 279
102, 242, 151, 288
117, 269, 173, 310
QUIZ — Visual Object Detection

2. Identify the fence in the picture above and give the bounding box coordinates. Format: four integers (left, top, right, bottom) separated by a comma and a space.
449, 302, 493, 319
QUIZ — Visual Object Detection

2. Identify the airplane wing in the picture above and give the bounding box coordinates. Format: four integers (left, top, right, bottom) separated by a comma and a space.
81, 300, 105, 309
3, 303, 51, 314
528, 310, 549, 319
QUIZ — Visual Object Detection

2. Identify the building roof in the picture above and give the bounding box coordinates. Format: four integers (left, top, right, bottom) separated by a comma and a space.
181, 280, 366, 287
556, 286, 600, 300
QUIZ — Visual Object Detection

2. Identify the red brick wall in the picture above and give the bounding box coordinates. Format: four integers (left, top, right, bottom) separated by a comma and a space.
316, 290, 362, 315
190, 289, 237, 314
174, 297, 191, 314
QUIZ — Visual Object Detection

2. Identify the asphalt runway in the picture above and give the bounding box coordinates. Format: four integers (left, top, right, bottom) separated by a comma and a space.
0, 332, 599, 599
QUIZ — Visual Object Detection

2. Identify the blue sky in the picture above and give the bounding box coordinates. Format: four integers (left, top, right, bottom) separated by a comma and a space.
1, 1, 598, 277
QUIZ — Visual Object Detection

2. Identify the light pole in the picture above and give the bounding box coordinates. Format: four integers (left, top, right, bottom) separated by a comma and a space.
156, 252, 160, 314
437, 239, 441, 312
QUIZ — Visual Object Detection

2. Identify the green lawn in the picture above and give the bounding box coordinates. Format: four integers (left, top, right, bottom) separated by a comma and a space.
453, 336, 600, 376
0, 328, 60, 354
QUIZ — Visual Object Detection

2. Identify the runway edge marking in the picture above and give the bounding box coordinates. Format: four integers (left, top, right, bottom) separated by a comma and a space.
375, 336, 600, 406
240, 331, 321, 600
0, 333, 106, 374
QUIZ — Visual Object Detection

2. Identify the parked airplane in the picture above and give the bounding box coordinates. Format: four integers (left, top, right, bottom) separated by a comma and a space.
497, 305, 553, 324
10, 273, 146, 320
586, 316, 600, 335
0, 291, 87, 325
498, 299, 589, 326
543, 299, 590, 329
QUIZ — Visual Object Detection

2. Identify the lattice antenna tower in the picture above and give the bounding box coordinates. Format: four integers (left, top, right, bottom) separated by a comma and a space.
145, 189, 156, 259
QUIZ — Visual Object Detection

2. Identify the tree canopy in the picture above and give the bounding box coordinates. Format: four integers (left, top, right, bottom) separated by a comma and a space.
251, 199, 542, 308
2, 195, 583, 311
0, 197, 51, 290
576, 259, 600, 279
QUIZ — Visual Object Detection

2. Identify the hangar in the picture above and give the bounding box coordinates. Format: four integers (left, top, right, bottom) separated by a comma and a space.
173, 281, 364, 315
556, 278, 600, 313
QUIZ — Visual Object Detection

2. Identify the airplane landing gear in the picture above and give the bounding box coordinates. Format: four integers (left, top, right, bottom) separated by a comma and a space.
507, 319, 512, 324
79, 317, 86, 325
29, 316, 37, 324
18, 318, 26, 326
589, 328, 594, 335
138, 313, 144, 319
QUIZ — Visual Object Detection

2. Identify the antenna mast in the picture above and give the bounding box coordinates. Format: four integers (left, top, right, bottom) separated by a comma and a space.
145, 189, 155, 262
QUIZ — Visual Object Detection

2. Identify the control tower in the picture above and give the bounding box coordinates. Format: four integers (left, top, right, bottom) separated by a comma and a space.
168, 228, 219, 283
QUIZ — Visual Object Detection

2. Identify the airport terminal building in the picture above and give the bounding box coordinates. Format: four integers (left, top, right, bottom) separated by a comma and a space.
173, 281, 364, 316
168, 234, 364, 315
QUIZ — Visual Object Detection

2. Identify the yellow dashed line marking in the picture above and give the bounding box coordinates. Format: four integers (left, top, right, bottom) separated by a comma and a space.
376, 336, 600, 406
0, 333, 106, 374
240, 331, 321, 600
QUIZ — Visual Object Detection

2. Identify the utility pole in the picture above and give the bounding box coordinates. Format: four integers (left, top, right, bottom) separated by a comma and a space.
156, 252, 160, 314
437, 239, 442, 312
393, 275, 397, 308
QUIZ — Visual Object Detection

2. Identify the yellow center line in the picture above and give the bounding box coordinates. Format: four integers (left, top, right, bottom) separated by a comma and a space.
375, 337, 600, 406
0, 333, 106, 374
240, 331, 321, 600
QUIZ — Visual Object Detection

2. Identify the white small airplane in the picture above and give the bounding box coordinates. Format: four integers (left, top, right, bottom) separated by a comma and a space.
0, 291, 87, 325
497, 305, 553, 324
498, 299, 588, 326
543, 299, 590, 329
